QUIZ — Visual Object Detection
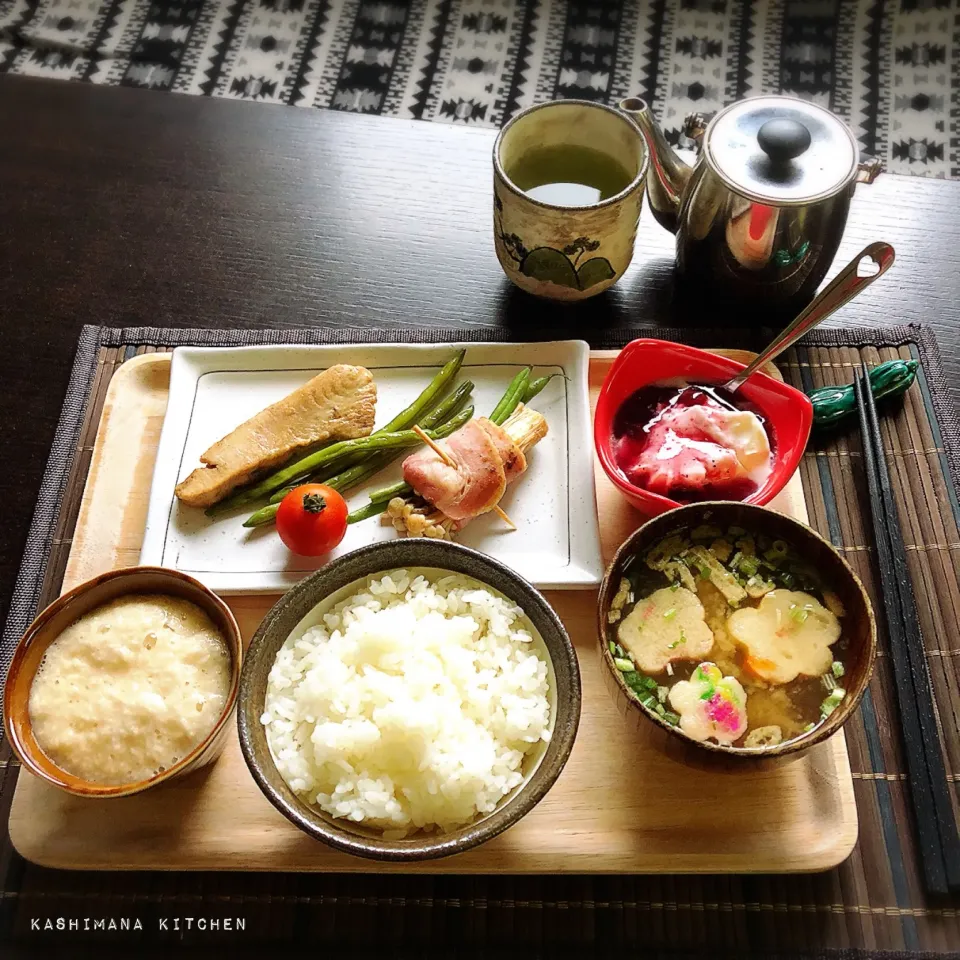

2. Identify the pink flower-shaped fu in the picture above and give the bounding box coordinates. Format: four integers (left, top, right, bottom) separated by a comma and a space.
667, 663, 748, 745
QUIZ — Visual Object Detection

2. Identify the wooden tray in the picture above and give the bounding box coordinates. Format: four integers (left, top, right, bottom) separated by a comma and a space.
7, 350, 857, 874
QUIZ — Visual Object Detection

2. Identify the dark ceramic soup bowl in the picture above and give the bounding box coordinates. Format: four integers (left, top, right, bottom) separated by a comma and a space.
238, 539, 581, 862
597, 502, 875, 771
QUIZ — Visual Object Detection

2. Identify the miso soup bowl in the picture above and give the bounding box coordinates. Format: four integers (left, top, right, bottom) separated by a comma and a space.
3, 566, 242, 798
597, 502, 876, 772
594, 339, 814, 517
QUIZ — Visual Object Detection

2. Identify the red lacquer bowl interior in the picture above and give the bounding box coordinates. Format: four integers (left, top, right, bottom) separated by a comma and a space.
594, 339, 813, 516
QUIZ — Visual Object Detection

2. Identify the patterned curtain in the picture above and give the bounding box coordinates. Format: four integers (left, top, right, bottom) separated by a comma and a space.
0, 0, 955, 178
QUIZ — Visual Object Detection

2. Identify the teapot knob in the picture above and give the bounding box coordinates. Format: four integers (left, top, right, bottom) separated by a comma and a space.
757, 118, 811, 162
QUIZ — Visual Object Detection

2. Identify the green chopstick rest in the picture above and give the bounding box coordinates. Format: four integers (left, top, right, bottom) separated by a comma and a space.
808, 358, 919, 430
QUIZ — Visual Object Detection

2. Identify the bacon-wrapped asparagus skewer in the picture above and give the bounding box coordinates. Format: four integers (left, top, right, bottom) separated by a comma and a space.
382, 403, 548, 539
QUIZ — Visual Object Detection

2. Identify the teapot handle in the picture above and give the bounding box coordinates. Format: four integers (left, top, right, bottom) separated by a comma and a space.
857, 156, 883, 184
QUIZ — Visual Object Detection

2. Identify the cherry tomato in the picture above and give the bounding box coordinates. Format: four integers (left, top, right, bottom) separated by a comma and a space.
276, 484, 348, 556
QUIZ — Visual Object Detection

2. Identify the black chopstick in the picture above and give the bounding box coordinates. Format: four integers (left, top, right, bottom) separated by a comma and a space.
854, 365, 960, 895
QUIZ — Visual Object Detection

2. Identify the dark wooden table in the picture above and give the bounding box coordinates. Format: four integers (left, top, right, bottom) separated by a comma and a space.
0, 74, 958, 628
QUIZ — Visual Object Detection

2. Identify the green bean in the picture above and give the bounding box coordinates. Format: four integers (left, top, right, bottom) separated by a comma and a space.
419, 380, 474, 429
243, 503, 278, 528
347, 500, 389, 525
369, 479, 411, 504
265, 381, 475, 506
330, 457, 400, 494
207, 350, 465, 516
266, 485, 296, 508
220, 427, 450, 509
244, 458, 389, 529
377, 349, 466, 434
489, 367, 531, 425
491, 369, 531, 426
243, 458, 381, 528
243, 462, 382, 527
293, 382, 474, 505
521, 372, 563, 404
366, 369, 530, 505
244, 406, 474, 528
247, 461, 396, 528
277, 454, 365, 496
298, 356, 470, 490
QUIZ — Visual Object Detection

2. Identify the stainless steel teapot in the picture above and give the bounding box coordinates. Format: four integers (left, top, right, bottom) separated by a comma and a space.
620, 95, 882, 307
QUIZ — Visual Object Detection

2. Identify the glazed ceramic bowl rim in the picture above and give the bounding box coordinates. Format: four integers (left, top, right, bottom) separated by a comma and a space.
493, 98, 650, 212
597, 502, 877, 760
593, 338, 814, 513
237, 538, 582, 862
2, 565, 242, 798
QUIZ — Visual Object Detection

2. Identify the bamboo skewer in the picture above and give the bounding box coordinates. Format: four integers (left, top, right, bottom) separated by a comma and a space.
411, 424, 516, 530
412, 424, 454, 465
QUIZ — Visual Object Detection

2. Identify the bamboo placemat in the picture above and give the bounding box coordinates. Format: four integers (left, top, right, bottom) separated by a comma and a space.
1, 324, 958, 957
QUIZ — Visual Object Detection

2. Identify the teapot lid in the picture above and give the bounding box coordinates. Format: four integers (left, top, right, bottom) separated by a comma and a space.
704, 96, 858, 204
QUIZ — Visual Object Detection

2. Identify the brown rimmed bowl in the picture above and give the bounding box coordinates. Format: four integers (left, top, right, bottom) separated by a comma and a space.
237, 538, 581, 862
597, 502, 876, 771
3, 566, 242, 798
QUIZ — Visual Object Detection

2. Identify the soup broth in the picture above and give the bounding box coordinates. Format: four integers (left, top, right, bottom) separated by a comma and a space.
607, 524, 848, 749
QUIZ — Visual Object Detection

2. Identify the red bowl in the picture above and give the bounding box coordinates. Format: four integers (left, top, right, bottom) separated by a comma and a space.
594, 339, 813, 516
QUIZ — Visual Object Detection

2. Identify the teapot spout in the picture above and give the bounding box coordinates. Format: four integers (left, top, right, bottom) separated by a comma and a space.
619, 97, 694, 235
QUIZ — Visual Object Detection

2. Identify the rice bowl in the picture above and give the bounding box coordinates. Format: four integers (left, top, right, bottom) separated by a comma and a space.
238, 539, 580, 861
262, 569, 553, 835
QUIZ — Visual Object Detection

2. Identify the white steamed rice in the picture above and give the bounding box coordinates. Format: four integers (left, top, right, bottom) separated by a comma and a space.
261, 569, 552, 835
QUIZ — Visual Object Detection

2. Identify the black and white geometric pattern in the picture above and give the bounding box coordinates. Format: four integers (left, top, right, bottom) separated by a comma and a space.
1, 0, 957, 178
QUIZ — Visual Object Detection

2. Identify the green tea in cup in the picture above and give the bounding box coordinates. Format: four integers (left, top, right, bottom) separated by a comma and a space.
507, 144, 635, 207
493, 100, 648, 301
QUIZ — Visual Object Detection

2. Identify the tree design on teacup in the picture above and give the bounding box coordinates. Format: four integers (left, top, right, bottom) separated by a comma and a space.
495, 209, 615, 292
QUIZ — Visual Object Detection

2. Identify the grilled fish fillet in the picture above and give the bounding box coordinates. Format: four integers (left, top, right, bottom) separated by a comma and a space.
175, 364, 376, 508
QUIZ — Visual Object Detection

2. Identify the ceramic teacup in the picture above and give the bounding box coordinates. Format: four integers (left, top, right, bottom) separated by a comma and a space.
493, 100, 648, 301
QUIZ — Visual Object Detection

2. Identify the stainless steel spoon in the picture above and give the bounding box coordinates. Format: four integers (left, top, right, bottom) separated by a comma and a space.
723, 241, 896, 393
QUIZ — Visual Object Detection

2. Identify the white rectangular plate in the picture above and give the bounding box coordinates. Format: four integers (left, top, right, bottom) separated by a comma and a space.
140, 341, 603, 593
